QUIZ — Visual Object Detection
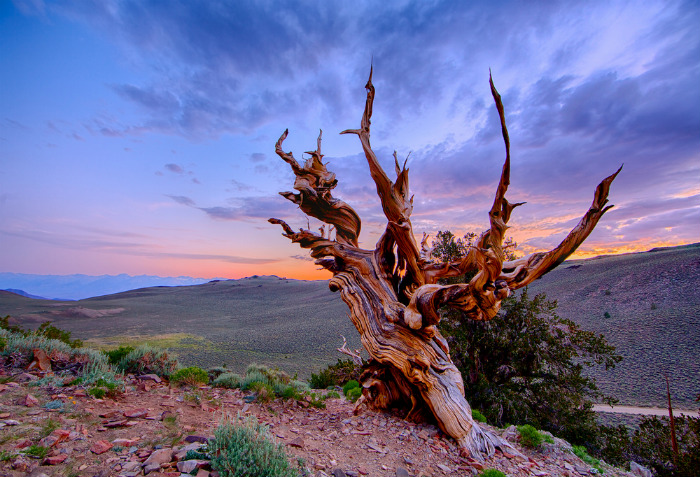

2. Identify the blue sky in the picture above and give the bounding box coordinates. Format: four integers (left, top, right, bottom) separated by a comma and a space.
1, 0, 698, 280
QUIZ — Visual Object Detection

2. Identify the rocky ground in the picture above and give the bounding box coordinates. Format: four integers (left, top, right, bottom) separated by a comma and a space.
0, 369, 638, 477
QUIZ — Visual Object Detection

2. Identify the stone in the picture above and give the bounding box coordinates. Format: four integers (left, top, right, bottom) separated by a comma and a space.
104, 419, 128, 428
137, 373, 162, 383
332, 470, 347, 477
630, 461, 653, 477
22, 394, 39, 407
113, 438, 140, 446
27, 348, 52, 372
124, 408, 148, 418
11, 456, 31, 471
143, 447, 173, 467
396, 468, 410, 477
25, 470, 51, 477
14, 372, 38, 383
177, 460, 208, 473
43, 453, 69, 465
436, 464, 451, 473
3, 419, 20, 425
91, 440, 113, 454
143, 463, 161, 475
15, 438, 32, 449
40, 429, 71, 447
288, 436, 304, 448
184, 435, 210, 444
196, 470, 211, 477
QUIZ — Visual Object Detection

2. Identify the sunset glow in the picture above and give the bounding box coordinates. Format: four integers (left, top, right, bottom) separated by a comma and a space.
1, 1, 698, 281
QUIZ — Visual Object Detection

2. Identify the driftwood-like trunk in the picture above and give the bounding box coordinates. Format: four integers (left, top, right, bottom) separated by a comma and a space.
270, 68, 620, 457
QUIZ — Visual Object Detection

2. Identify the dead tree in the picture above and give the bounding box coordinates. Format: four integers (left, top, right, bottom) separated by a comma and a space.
269, 68, 621, 457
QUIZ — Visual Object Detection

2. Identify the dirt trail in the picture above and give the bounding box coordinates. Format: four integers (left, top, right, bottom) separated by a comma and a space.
593, 404, 699, 417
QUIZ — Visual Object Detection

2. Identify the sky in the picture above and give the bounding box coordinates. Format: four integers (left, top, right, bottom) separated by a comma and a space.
1, 0, 699, 281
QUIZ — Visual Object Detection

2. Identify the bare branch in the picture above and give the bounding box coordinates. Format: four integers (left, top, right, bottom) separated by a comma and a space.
341, 67, 424, 291
499, 165, 623, 289
337, 335, 364, 365
275, 129, 361, 247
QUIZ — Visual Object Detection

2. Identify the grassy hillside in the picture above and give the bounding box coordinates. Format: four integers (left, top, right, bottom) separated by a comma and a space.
0, 276, 360, 379
1, 244, 698, 407
525, 243, 700, 408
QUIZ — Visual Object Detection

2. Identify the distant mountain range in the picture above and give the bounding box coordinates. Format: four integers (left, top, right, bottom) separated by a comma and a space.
0, 273, 223, 301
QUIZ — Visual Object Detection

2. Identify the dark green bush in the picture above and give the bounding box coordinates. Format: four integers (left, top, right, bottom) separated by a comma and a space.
345, 387, 362, 402
518, 424, 544, 448
342, 380, 360, 395
36, 321, 83, 348
103, 346, 135, 365
170, 366, 209, 387
310, 359, 362, 389
209, 416, 301, 477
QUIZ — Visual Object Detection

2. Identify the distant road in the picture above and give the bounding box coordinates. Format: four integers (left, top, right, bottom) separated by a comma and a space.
593, 404, 699, 417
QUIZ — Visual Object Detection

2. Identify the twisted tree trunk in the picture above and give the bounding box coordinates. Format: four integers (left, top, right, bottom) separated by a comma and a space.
269, 68, 620, 457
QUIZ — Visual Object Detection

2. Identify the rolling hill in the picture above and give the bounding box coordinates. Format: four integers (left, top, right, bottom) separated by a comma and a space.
1, 243, 698, 408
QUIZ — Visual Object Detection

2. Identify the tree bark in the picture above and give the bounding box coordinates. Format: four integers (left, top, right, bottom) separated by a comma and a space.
269, 68, 619, 457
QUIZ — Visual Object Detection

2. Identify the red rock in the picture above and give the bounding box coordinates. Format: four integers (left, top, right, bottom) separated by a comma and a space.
40, 429, 71, 447
90, 440, 113, 454
43, 454, 68, 465
196, 470, 211, 477
14, 438, 32, 449
103, 419, 128, 428
287, 436, 304, 448
27, 348, 52, 372
124, 408, 148, 418
22, 394, 39, 407
112, 438, 140, 446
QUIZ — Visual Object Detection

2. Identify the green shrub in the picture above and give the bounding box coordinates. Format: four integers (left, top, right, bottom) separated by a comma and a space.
342, 380, 360, 396
572, 445, 603, 473
184, 449, 209, 461
213, 372, 243, 389
103, 346, 135, 365
310, 359, 362, 389
604, 311, 611, 318
116, 345, 179, 377
207, 366, 228, 381
518, 424, 544, 448
24, 445, 49, 459
478, 470, 506, 477
209, 415, 301, 477
250, 382, 275, 403
88, 386, 106, 399
543, 433, 555, 444
472, 409, 487, 423
170, 366, 209, 387
0, 450, 17, 462
241, 370, 273, 391
35, 321, 83, 348
345, 387, 362, 402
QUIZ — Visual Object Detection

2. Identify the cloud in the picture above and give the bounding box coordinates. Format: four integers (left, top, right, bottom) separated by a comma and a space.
166, 195, 196, 207
165, 163, 184, 174
166, 194, 292, 223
